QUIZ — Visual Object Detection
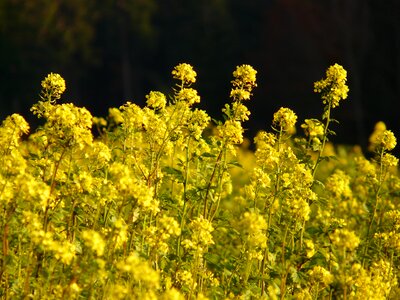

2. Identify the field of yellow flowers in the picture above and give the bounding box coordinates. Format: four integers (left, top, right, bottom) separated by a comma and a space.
1, 63, 399, 299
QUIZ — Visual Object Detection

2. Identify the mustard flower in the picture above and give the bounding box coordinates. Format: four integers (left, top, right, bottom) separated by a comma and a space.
176, 88, 201, 105
314, 63, 349, 108
232, 64, 257, 88
375, 129, 397, 151
7, 113, 30, 135
117, 253, 160, 289
251, 167, 271, 188
301, 119, 324, 138
304, 239, 315, 258
330, 228, 360, 251
368, 121, 386, 151
382, 153, 399, 168
272, 107, 297, 132
350, 260, 397, 300
41, 72, 66, 101
82, 229, 105, 256
217, 120, 244, 144
231, 101, 251, 122
182, 216, 214, 256
113, 218, 128, 249
172, 63, 197, 84
308, 266, 333, 286
374, 231, 400, 251
176, 270, 195, 289
108, 107, 124, 124
146, 91, 167, 110
230, 88, 251, 101
325, 169, 352, 198
383, 210, 400, 231
0, 114, 30, 150
187, 109, 210, 140
238, 211, 268, 249
145, 215, 181, 254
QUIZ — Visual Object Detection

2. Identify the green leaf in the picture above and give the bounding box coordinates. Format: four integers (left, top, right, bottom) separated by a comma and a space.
162, 166, 184, 182
228, 160, 243, 168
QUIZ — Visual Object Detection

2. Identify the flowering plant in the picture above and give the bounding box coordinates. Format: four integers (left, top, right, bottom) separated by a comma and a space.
0, 63, 399, 299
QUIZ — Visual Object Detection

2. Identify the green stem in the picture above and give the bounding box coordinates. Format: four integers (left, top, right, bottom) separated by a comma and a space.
312, 104, 331, 178
203, 150, 223, 219
363, 149, 385, 264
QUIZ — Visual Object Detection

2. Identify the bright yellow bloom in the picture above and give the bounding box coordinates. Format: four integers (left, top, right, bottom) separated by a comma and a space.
176, 88, 201, 105
375, 130, 397, 151
273, 107, 297, 132
41, 73, 66, 101
301, 119, 324, 138
182, 216, 214, 256
308, 266, 333, 286
217, 120, 244, 144
232, 64, 257, 88
382, 153, 399, 167
146, 91, 167, 110
314, 63, 349, 108
172, 63, 197, 84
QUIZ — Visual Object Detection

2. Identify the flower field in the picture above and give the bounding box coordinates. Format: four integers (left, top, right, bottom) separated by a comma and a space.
0, 63, 399, 299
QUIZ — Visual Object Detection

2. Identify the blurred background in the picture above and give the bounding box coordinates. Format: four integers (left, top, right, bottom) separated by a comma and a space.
0, 0, 399, 152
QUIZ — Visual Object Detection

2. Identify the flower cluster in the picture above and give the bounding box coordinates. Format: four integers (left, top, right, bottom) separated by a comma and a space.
41, 72, 66, 101
314, 63, 349, 108
172, 63, 197, 84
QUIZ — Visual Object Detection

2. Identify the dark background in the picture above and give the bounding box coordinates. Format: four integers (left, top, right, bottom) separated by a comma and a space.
1, 0, 399, 153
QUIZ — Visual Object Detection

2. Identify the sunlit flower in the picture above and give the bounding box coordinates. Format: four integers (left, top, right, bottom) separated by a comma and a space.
172, 63, 197, 84
314, 63, 349, 108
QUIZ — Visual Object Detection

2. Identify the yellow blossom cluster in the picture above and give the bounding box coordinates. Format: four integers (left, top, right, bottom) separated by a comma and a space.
272, 107, 298, 132
314, 63, 349, 108
182, 216, 214, 256
172, 63, 197, 84
41, 72, 66, 101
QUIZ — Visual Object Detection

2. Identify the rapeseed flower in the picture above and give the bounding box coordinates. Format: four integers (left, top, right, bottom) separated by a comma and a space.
146, 91, 167, 110
272, 107, 297, 132
232, 64, 257, 88
172, 63, 197, 84
314, 63, 349, 108
41, 72, 66, 101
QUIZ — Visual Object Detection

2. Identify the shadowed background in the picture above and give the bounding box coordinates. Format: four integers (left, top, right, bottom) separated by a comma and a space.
1, 0, 399, 153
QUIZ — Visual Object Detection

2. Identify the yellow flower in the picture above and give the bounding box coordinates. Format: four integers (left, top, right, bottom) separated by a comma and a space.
238, 211, 268, 249
176, 88, 201, 105
301, 119, 324, 138
187, 109, 210, 140
308, 266, 333, 286
382, 153, 399, 168
41, 72, 66, 101
172, 63, 197, 84
232, 64, 257, 88
146, 91, 167, 110
217, 120, 244, 144
182, 216, 214, 256
368, 121, 386, 151
330, 228, 360, 251
82, 230, 105, 256
273, 107, 297, 132
375, 130, 397, 151
325, 169, 352, 198
314, 63, 349, 108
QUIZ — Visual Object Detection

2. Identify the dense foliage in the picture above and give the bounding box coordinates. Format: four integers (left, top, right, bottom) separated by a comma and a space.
0, 63, 399, 299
